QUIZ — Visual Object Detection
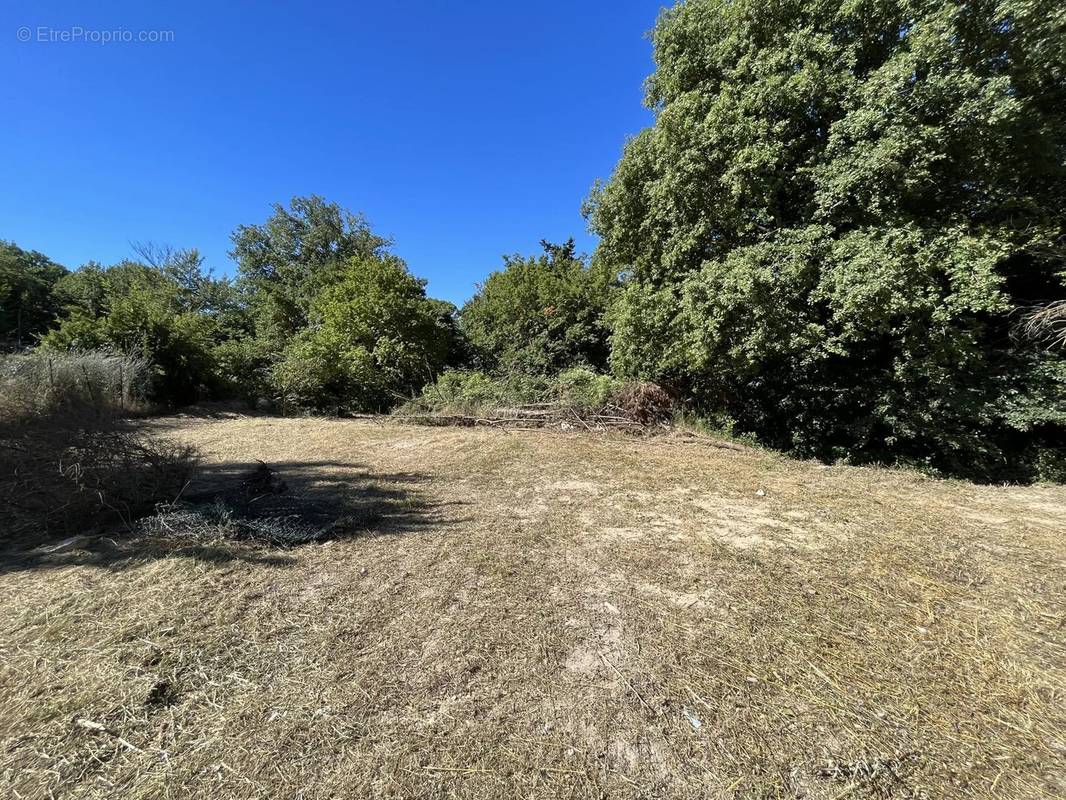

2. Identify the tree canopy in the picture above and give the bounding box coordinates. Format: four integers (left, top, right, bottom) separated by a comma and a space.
588, 0, 1066, 479
0, 241, 67, 349
42, 256, 236, 405
273, 254, 457, 411
231, 195, 392, 349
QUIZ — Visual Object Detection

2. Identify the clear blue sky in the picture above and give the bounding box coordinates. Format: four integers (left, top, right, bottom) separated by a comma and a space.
1, 1, 661, 305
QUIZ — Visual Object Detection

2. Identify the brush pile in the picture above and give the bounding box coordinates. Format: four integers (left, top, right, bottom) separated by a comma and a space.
0, 351, 196, 547
142, 461, 332, 546
396, 380, 675, 432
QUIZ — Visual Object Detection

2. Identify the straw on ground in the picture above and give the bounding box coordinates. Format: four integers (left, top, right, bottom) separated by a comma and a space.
1, 415, 1063, 799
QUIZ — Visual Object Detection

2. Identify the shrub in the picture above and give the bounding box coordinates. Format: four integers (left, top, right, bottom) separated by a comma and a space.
44, 261, 228, 405
554, 367, 621, 411
273, 328, 372, 411
0, 415, 197, 544
460, 239, 615, 374
212, 336, 275, 407
270, 256, 455, 413
402, 370, 548, 415
402, 368, 630, 418
0, 349, 198, 545
0, 350, 150, 419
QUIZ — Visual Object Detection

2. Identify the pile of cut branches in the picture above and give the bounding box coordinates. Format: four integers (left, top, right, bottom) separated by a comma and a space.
394, 400, 668, 434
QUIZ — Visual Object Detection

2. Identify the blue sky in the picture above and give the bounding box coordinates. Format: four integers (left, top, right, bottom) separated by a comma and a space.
1, 1, 661, 305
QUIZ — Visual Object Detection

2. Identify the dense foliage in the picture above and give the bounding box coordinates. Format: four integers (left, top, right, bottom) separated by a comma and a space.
273, 255, 456, 411
587, 0, 1066, 479
406, 367, 623, 416
460, 239, 615, 374
0, 241, 67, 349
231, 195, 392, 350
42, 254, 238, 404
7, 198, 464, 411
228, 196, 461, 411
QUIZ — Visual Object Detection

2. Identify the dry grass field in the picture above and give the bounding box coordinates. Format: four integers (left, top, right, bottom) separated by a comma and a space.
1, 415, 1064, 799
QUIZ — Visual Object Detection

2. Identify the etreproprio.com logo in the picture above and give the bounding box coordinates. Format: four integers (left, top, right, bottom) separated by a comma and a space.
17, 26, 175, 44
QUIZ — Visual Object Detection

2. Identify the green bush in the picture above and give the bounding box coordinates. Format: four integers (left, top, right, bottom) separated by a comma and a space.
272, 256, 452, 412
553, 367, 620, 411
43, 260, 236, 405
401, 367, 623, 417
460, 239, 614, 374
212, 336, 275, 407
404, 370, 548, 415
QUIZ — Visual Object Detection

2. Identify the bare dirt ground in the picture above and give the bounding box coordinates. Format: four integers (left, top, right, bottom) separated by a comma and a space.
2, 415, 1064, 799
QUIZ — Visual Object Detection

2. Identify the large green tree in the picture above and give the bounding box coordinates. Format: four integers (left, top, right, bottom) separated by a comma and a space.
229, 196, 463, 410
0, 242, 67, 349
273, 255, 455, 411
460, 239, 615, 374
589, 0, 1066, 479
231, 195, 391, 348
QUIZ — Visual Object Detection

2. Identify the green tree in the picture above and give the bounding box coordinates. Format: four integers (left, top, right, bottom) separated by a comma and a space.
0, 242, 67, 349
589, 0, 1066, 479
273, 255, 454, 411
460, 239, 615, 374
231, 195, 391, 347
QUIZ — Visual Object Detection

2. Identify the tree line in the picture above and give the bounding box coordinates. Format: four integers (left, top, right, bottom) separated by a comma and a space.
0, 199, 610, 411
3, 0, 1064, 481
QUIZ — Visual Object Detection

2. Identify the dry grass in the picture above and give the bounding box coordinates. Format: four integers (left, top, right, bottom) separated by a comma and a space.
1, 415, 1064, 799
0, 351, 149, 420
1019, 300, 1066, 348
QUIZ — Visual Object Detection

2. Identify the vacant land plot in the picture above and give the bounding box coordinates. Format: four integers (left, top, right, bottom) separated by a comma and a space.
1, 416, 1064, 799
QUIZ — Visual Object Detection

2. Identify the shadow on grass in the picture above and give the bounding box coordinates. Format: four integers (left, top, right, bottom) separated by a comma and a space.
182, 459, 451, 539
0, 458, 461, 575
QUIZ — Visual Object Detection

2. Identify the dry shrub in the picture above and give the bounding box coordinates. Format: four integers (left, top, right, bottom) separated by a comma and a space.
0, 415, 198, 545
0, 352, 195, 546
610, 381, 674, 425
1019, 299, 1066, 348
0, 350, 150, 420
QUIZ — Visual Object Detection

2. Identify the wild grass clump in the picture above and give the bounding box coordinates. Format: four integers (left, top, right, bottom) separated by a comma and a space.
0, 350, 150, 420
